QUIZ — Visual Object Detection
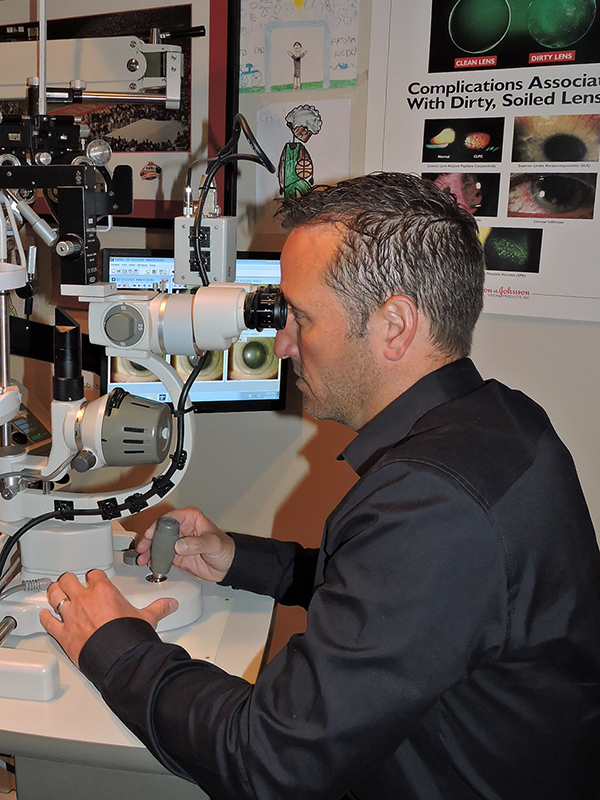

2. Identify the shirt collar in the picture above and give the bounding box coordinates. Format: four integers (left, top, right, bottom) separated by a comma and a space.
340, 358, 485, 476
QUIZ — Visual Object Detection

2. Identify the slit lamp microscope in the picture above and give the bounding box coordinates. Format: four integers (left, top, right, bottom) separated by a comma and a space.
0, 4, 285, 697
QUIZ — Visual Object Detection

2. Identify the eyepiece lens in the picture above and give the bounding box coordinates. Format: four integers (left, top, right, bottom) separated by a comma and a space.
244, 285, 287, 332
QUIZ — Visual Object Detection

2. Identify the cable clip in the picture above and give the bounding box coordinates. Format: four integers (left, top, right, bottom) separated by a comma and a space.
54, 500, 75, 521
97, 498, 122, 520
152, 476, 175, 498
123, 493, 149, 514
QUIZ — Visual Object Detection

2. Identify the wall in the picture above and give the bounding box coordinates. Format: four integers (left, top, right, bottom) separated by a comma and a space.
472, 314, 600, 532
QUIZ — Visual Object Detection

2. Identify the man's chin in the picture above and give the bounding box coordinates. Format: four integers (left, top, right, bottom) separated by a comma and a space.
302, 396, 340, 424
301, 393, 319, 418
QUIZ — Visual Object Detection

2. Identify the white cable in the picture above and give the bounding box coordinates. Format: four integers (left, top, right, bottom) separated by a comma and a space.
0, 193, 26, 268
0, 577, 52, 601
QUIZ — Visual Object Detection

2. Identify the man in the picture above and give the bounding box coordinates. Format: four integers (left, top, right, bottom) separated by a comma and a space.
41, 174, 600, 800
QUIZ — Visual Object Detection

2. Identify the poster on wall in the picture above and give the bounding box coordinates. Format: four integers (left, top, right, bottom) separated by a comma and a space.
376, 0, 600, 322
240, 0, 360, 93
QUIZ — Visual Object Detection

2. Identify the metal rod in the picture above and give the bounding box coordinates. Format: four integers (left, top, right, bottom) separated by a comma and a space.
38, 0, 47, 115
45, 89, 168, 106
0, 616, 16, 646
0, 291, 10, 448
78, 91, 168, 105
0, 292, 9, 392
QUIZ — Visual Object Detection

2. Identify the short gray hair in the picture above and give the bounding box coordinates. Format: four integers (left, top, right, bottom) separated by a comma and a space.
277, 172, 484, 358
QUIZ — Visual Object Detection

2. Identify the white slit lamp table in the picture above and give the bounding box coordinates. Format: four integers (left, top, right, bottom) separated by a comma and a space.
0, 583, 275, 800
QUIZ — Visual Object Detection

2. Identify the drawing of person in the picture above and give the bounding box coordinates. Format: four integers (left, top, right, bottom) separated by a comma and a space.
288, 41, 307, 90
278, 105, 323, 198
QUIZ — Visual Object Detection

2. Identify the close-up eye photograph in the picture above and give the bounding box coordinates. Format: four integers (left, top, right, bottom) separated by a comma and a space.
508, 172, 597, 218
0, 2, 599, 800
512, 113, 600, 163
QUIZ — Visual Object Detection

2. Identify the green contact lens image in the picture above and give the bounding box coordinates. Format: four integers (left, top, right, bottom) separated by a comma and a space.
449, 0, 511, 53
527, 0, 596, 49
483, 229, 542, 273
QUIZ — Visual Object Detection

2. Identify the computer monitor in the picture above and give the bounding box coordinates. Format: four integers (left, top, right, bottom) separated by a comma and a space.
101, 249, 286, 412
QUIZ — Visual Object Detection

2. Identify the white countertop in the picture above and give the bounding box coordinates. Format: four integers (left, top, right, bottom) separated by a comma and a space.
0, 581, 274, 772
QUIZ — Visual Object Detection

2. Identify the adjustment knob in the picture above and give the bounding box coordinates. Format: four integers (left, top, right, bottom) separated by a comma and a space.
105, 311, 136, 342
56, 239, 82, 258
103, 304, 145, 347
72, 449, 97, 473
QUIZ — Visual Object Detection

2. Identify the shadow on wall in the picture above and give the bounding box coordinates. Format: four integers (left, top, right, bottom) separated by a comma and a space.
268, 408, 357, 659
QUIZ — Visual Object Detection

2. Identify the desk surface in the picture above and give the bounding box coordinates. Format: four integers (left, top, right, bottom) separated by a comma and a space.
0, 582, 274, 773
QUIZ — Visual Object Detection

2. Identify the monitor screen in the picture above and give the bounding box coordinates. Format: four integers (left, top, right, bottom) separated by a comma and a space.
101, 249, 286, 412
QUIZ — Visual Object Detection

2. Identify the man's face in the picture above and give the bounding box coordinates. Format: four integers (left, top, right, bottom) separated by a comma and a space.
275, 224, 382, 430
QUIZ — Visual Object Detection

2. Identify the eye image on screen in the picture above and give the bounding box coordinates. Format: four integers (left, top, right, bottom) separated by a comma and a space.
422, 172, 501, 216
111, 358, 160, 383
172, 353, 224, 382
479, 227, 543, 272
228, 337, 278, 381
423, 118, 504, 163
508, 173, 597, 218
512, 114, 600, 162
428, 0, 600, 73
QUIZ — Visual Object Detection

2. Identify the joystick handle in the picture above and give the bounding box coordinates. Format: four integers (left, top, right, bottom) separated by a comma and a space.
147, 517, 180, 583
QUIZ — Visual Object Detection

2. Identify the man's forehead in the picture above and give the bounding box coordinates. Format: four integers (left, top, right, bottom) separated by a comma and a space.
280, 224, 344, 306
281, 223, 343, 272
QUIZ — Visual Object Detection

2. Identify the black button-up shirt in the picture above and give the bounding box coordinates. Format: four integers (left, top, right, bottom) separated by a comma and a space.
81, 359, 600, 800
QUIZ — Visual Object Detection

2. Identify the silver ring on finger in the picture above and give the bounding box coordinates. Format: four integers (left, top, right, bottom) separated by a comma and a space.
55, 597, 69, 615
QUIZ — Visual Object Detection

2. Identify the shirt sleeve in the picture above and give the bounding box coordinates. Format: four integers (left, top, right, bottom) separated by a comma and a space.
221, 532, 319, 609
79, 461, 508, 800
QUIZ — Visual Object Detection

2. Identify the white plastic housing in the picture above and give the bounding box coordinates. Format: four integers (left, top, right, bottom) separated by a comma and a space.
2, 551, 203, 637
174, 215, 237, 286
0, 260, 26, 291
88, 284, 252, 356
0, 649, 60, 701
0, 385, 21, 425
19, 520, 116, 582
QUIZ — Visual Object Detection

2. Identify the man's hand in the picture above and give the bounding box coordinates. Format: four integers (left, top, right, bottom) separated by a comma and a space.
137, 507, 235, 583
40, 570, 177, 666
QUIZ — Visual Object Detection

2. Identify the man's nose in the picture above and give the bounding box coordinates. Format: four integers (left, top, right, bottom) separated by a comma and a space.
274, 316, 298, 360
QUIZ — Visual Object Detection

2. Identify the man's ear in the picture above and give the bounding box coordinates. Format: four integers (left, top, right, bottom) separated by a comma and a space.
377, 295, 419, 362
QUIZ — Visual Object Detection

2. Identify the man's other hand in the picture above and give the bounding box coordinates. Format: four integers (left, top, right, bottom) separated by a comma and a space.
137, 507, 235, 583
40, 570, 177, 666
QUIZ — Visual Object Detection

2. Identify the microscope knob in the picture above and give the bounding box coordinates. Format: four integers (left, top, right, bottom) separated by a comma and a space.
56, 238, 82, 258
103, 304, 145, 347
105, 311, 137, 342
72, 449, 97, 473
147, 517, 180, 583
